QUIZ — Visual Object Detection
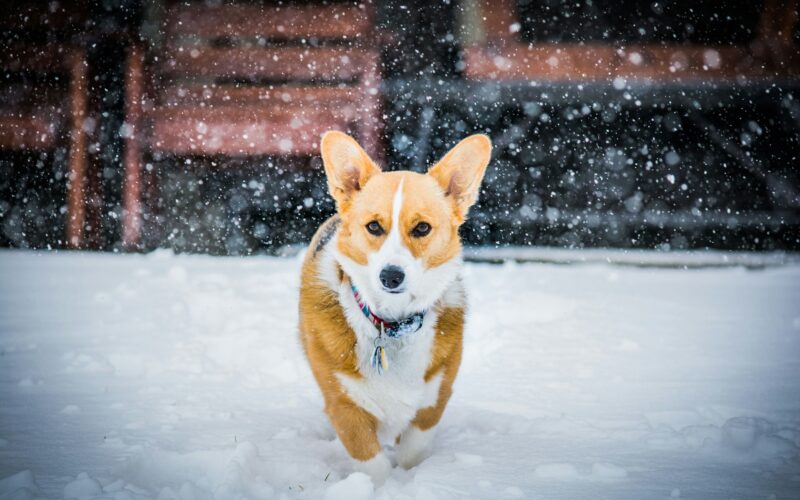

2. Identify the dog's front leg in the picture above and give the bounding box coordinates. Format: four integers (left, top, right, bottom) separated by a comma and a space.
326, 396, 391, 484
396, 424, 436, 470
397, 397, 449, 470
397, 373, 455, 469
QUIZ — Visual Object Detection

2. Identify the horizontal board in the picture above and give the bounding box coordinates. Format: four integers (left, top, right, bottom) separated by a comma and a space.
165, 3, 371, 40
151, 104, 361, 123
160, 46, 375, 81
0, 2, 89, 34
465, 45, 617, 81
158, 84, 362, 107
0, 112, 61, 149
149, 108, 353, 156
463, 43, 797, 81
0, 44, 81, 72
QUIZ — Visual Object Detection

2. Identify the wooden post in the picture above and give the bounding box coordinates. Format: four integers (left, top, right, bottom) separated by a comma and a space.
756, 0, 799, 74
359, 50, 382, 163
758, 0, 798, 46
480, 0, 517, 43
122, 44, 144, 250
357, 0, 382, 162
65, 48, 88, 249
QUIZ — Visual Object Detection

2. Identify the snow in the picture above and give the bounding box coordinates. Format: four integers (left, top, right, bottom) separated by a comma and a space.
1, 249, 799, 499
322, 473, 372, 500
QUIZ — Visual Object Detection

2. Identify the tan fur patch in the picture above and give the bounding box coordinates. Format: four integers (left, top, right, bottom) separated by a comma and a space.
411, 305, 464, 430
336, 172, 463, 270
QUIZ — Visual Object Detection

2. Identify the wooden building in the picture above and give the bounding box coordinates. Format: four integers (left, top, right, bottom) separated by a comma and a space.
1, 0, 798, 252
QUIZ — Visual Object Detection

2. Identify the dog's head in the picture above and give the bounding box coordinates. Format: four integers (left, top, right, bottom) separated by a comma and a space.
321, 131, 491, 319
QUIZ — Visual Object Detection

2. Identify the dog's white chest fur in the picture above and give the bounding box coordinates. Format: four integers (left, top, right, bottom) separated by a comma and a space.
315, 237, 464, 445
335, 283, 443, 443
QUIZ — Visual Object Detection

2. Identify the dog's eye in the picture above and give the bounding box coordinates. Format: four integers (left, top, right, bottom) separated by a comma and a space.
411, 222, 431, 238
366, 221, 384, 236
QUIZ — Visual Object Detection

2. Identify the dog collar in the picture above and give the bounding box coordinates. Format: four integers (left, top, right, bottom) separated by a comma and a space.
350, 282, 425, 374
351, 283, 425, 338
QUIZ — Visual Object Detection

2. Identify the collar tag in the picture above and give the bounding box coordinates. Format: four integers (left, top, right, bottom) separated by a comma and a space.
371, 326, 389, 374
352, 283, 425, 375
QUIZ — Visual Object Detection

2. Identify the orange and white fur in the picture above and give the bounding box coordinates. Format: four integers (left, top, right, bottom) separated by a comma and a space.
299, 131, 491, 483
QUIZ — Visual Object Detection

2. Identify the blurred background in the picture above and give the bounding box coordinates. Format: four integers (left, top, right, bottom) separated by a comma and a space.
1, 0, 798, 255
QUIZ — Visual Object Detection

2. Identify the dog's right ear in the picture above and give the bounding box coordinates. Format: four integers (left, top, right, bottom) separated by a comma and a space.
320, 131, 381, 212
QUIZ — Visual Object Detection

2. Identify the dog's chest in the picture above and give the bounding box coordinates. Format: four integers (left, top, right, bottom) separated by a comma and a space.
336, 310, 442, 444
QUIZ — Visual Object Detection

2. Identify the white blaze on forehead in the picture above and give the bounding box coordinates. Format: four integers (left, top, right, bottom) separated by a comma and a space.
372, 176, 412, 271
383, 177, 405, 250
391, 177, 404, 234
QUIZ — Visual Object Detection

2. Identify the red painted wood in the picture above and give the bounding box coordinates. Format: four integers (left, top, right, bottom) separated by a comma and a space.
0, 44, 89, 248
159, 85, 360, 107
464, 44, 618, 81
165, 3, 371, 40
123, 44, 144, 250
355, 51, 382, 161
0, 45, 76, 72
150, 108, 351, 156
464, 0, 800, 82
122, 2, 381, 249
0, 113, 59, 149
161, 46, 371, 81
66, 49, 88, 249
464, 43, 797, 82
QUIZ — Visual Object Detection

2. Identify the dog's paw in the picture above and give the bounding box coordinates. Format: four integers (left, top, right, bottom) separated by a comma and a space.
396, 426, 434, 469
354, 452, 392, 486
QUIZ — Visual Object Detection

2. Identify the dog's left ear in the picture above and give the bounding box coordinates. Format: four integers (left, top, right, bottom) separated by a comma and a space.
320, 131, 381, 212
428, 134, 492, 222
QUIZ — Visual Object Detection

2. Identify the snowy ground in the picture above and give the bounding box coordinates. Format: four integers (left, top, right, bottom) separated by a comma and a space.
1, 249, 800, 500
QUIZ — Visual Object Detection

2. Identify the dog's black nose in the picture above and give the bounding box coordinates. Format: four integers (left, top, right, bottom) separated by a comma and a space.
379, 265, 405, 290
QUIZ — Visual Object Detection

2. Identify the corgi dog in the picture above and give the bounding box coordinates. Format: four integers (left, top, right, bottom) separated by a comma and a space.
299, 131, 491, 483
